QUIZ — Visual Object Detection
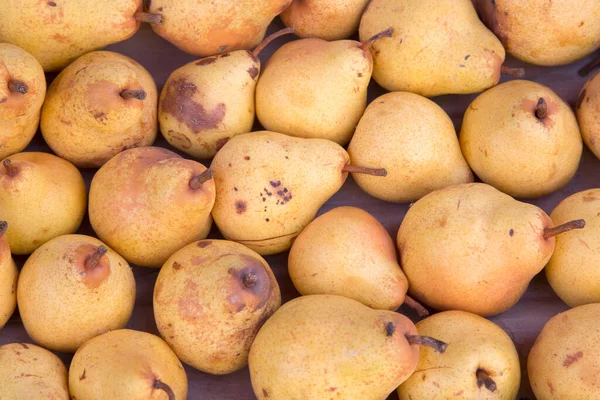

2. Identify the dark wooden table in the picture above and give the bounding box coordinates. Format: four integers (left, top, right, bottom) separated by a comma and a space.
1, 19, 599, 400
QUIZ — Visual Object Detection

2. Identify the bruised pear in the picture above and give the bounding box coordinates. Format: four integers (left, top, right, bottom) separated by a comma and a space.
0, 221, 18, 329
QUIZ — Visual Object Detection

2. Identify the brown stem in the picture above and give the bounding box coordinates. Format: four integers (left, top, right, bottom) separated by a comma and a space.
85, 246, 107, 270
405, 334, 448, 353
404, 295, 429, 317
476, 369, 497, 392
342, 164, 387, 177
252, 27, 295, 58
243, 272, 258, 288
189, 169, 214, 190
543, 219, 586, 240
0, 221, 7, 238
579, 56, 600, 77
134, 11, 162, 25
361, 28, 394, 51
8, 80, 28, 94
153, 379, 175, 400
3, 159, 18, 177
120, 89, 147, 100
501, 65, 525, 78
535, 98, 547, 120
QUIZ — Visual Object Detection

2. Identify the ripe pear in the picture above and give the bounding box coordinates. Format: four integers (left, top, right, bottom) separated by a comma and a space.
154, 239, 281, 375
398, 310, 520, 399
348, 92, 473, 202
280, 0, 370, 40
249, 294, 447, 399
89, 146, 216, 267
474, 0, 600, 66
576, 70, 600, 160
159, 28, 293, 159
0, 222, 18, 329
137, 0, 291, 57
17, 234, 135, 353
0, 342, 69, 399
397, 183, 585, 316
0, 43, 46, 159
0, 0, 144, 71
210, 131, 386, 255
69, 329, 188, 400
528, 303, 600, 399
0, 152, 87, 255
255, 28, 393, 145
460, 80, 582, 198
41, 51, 157, 168
289, 206, 428, 315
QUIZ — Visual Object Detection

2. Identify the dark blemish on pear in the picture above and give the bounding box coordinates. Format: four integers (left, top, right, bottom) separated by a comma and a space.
459, 64, 465, 67
357, 72, 363, 77
233, 187, 238, 191
79, 369, 86, 381
94, 112, 106, 119
476, 369, 497, 392
172, 262, 183, 270
577, 89, 587, 109
244, 156, 250, 160
270, 180, 281, 187
262, 388, 269, 397
120, 89, 146, 100
19, 343, 29, 349
215, 137, 229, 152
196, 57, 217, 66
465, 55, 470, 60
0, 98, 6, 104
564, 351, 583, 367
47, 1, 57, 6
235, 201, 247, 214
509, 229, 514, 236
248, 66, 259, 79
197, 241, 211, 248
218, 45, 228, 52
385, 322, 395, 337
265, 218, 270, 222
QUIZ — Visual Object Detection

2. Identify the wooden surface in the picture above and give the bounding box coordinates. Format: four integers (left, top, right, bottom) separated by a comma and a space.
1, 19, 600, 400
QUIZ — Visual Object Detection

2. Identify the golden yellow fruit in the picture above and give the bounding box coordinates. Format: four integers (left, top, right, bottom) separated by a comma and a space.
0, 221, 17, 329
576, 71, 600, 160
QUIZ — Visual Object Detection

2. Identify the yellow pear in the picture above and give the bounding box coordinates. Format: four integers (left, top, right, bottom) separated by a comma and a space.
474, 0, 600, 66
576, 70, 600, 160
17, 234, 135, 353
69, 329, 188, 400
348, 92, 473, 202
280, 0, 370, 40
249, 294, 447, 400
0, 43, 45, 159
89, 146, 215, 267
397, 183, 585, 316
0, 221, 18, 329
0, 152, 87, 255
211, 131, 386, 255
41, 51, 157, 168
0, 0, 143, 71
528, 303, 600, 399
460, 80, 582, 198
137, 0, 291, 57
359, 0, 512, 96
154, 239, 281, 375
0, 342, 69, 399
289, 206, 428, 315
159, 28, 293, 159
398, 310, 520, 399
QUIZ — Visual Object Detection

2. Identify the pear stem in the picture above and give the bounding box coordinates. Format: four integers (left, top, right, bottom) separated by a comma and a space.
153, 379, 175, 400
404, 295, 430, 317
120, 89, 147, 100
134, 10, 162, 25
85, 246, 107, 270
0, 221, 7, 238
342, 164, 387, 177
189, 169, 214, 190
8, 80, 28, 94
252, 27, 295, 58
3, 159, 18, 177
242, 272, 258, 288
405, 334, 448, 353
535, 98, 547, 120
579, 56, 600, 77
500, 65, 525, 78
543, 219, 586, 240
361, 27, 394, 51
476, 369, 497, 392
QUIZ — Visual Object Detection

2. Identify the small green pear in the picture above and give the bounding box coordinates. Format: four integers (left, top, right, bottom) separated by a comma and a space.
576, 70, 600, 160
0, 221, 18, 330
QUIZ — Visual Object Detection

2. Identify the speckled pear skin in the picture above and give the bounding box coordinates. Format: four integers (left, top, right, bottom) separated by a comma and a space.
0, 223, 17, 329
210, 131, 349, 255
159, 51, 258, 159
89, 147, 215, 267
280, 0, 371, 40
0, 43, 45, 160
0, 152, 87, 255
0, 0, 142, 72
154, 240, 281, 375
359, 0, 504, 96
576, 71, 600, 160
398, 310, 521, 400
249, 295, 420, 400
69, 329, 188, 400
0, 343, 69, 399
147, 0, 291, 57
41, 51, 157, 168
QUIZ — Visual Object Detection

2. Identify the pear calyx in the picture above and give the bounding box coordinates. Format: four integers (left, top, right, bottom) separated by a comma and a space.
153, 378, 175, 400
252, 27, 295, 58
120, 89, 147, 101
242, 272, 258, 288
0, 221, 7, 237
189, 169, 214, 190
579, 56, 600, 77
476, 369, 497, 392
543, 219, 586, 240
342, 164, 387, 176
500, 65, 525, 78
405, 334, 448, 353
534, 98, 548, 120
361, 28, 394, 52
85, 246, 108, 270
8, 80, 28, 94
404, 295, 430, 317
2, 159, 18, 177
134, 11, 162, 25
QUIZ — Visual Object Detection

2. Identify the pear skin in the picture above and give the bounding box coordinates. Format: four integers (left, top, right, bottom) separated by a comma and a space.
0, 222, 17, 329
576, 71, 600, 160
41, 51, 157, 168
0, 152, 87, 255
69, 329, 188, 400
0, 43, 46, 159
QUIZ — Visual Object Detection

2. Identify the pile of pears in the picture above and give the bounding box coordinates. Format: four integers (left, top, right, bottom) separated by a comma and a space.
1, 0, 600, 398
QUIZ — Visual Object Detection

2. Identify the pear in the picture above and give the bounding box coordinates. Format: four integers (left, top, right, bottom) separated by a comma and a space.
89, 146, 216, 267
41, 51, 157, 168
249, 294, 447, 400
137, 0, 291, 57
0, 0, 144, 71
69, 329, 188, 400
348, 92, 473, 202
280, 0, 371, 40
210, 131, 386, 255
0, 342, 69, 399
0, 152, 87, 255
154, 239, 281, 375
397, 183, 585, 316
159, 28, 293, 159
460, 80, 582, 198
289, 206, 427, 315
473, 0, 600, 66
528, 303, 600, 399
0, 43, 46, 159
0, 221, 18, 329
576, 70, 600, 160
255, 28, 393, 145
398, 310, 520, 399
